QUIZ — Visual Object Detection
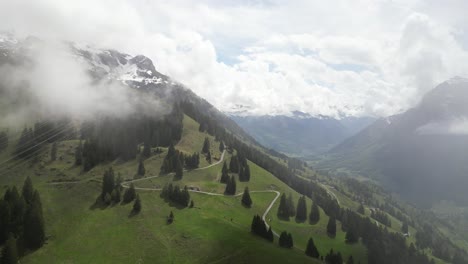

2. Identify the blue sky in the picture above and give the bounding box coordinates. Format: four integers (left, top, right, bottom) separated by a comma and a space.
1, 0, 468, 117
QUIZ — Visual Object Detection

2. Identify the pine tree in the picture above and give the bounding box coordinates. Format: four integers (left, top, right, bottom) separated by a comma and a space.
287, 193, 296, 217
327, 216, 337, 237
206, 151, 212, 163
202, 137, 210, 153
51, 142, 57, 161
190, 200, 194, 208
101, 167, 115, 201
22, 176, 34, 204
24, 191, 45, 249
347, 255, 354, 264
132, 194, 141, 214
220, 162, 229, 183
267, 227, 274, 242
175, 158, 183, 180
167, 211, 174, 224
241, 187, 252, 207
305, 237, 320, 258
309, 201, 320, 224
277, 193, 289, 219
137, 159, 146, 177
123, 183, 136, 203
1, 235, 18, 264
295, 196, 307, 222
224, 175, 236, 195
111, 188, 121, 204
229, 155, 239, 173
244, 164, 251, 181
279, 232, 293, 248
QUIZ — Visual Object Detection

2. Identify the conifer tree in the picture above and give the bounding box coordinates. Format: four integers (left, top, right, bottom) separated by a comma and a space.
1, 235, 18, 264
123, 183, 136, 203
137, 159, 146, 177
206, 151, 212, 163
190, 200, 194, 208
224, 175, 236, 195
167, 211, 174, 224
229, 155, 239, 173
309, 201, 320, 224
101, 167, 115, 201
220, 162, 229, 183
241, 187, 252, 207
267, 227, 274, 242
51, 142, 57, 161
327, 216, 337, 237
175, 158, 183, 180
24, 191, 45, 249
22, 176, 34, 205
295, 196, 307, 222
202, 137, 210, 153
132, 194, 141, 214
347, 256, 354, 264
244, 164, 251, 181
277, 193, 289, 219
287, 193, 296, 217
305, 237, 320, 258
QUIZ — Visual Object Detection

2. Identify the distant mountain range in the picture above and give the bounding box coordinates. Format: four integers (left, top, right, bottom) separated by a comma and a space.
230, 112, 374, 157
321, 77, 468, 207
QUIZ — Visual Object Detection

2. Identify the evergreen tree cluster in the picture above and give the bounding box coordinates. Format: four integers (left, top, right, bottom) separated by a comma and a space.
137, 159, 146, 177
277, 193, 296, 219
0, 131, 8, 152
184, 152, 200, 169
0, 177, 45, 263
224, 176, 236, 195
100, 167, 122, 205
250, 215, 273, 242
160, 184, 191, 207
228, 154, 250, 182
279, 231, 293, 248
371, 209, 392, 227
77, 104, 183, 171
160, 144, 184, 179
324, 249, 343, 264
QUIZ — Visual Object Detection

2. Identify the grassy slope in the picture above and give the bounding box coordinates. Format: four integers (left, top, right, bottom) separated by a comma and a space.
0, 116, 319, 263
0, 114, 449, 263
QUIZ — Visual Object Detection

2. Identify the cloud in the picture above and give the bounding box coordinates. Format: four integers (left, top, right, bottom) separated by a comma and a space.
0, 40, 168, 126
1, 0, 468, 118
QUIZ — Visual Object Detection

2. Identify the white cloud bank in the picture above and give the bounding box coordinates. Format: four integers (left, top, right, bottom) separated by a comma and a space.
1, 0, 468, 118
